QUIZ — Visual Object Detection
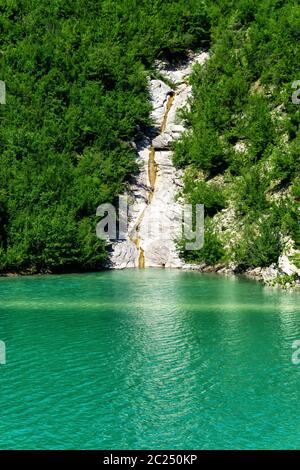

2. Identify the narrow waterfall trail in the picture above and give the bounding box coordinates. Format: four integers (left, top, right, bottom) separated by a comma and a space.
136, 95, 175, 268
110, 52, 208, 269
160, 93, 175, 133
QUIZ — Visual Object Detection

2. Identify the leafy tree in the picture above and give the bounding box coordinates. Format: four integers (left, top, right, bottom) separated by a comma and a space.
0, 0, 210, 273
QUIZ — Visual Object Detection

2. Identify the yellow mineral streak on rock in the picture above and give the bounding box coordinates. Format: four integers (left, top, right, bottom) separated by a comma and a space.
138, 247, 145, 268
147, 146, 157, 204
148, 145, 157, 190
130, 90, 175, 268
160, 92, 175, 133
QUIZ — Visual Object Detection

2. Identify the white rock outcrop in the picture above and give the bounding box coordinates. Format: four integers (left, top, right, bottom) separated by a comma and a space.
108, 52, 208, 269
278, 253, 300, 277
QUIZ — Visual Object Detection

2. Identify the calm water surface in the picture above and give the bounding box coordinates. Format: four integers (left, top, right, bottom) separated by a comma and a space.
0, 269, 299, 449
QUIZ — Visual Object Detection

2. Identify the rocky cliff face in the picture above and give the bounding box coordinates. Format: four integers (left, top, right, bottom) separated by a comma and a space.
108, 52, 208, 269
107, 51, 299, 290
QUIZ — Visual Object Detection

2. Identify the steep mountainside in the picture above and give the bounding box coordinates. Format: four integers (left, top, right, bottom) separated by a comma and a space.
109, 53, 208, 269
0, 1, 298, 286
173, 0, 300, 288
0, 0, 209, 274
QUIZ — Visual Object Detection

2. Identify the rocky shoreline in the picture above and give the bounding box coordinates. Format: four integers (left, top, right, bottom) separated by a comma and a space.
182, 261, 300, 290
1, 259, 299, 290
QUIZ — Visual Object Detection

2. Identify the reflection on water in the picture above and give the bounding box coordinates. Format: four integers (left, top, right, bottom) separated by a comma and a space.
0, 270, 299, 449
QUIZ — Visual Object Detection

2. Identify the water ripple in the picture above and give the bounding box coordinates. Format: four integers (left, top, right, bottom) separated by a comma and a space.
0, 270, 299, 449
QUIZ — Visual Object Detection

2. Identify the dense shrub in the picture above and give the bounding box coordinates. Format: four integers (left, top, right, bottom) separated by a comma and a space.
234, 217, 282, 268
183, 173, 226, 217
176, 0, 300, 267
179, 219, 225, 266
0, 0, 210, 273
1, 0, 299, 272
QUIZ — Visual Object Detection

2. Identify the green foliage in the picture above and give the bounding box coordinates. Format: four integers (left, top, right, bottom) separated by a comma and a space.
176, 0, 300, 268
1, 0, 299, 273
232, 166, 270, 216
270, 137, 300, 187
183, 171, 226, 217
243, 95, 276, 162
279, 182, 300, 249
234, 217, 282, 268
179, 219, 225, 265
173, 126, 228, 176
272, 273, 298, 288
0, 0, 210, 273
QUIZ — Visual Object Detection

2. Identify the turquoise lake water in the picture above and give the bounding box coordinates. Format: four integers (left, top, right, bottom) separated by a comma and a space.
0, 269, 299, 449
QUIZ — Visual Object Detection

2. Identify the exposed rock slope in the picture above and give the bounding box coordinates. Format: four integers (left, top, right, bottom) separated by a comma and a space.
109, 53, 208, 269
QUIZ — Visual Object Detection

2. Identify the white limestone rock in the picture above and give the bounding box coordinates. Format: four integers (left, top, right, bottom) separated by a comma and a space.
278, 254, 300, 277
109, 241, 138, 269
109, 52, 209, 269
152, 132, 172, 149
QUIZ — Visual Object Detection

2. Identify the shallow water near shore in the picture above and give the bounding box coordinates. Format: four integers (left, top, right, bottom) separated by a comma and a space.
0, 269, 299, 449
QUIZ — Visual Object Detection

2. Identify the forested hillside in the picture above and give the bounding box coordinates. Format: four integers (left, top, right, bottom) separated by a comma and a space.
0, 0, 209, 273
0, 0, 299, 279
174, 0, 300, 284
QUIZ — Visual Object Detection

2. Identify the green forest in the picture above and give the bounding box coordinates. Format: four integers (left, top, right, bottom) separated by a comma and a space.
0, 0, 299, 274
174, 0, 300, 274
